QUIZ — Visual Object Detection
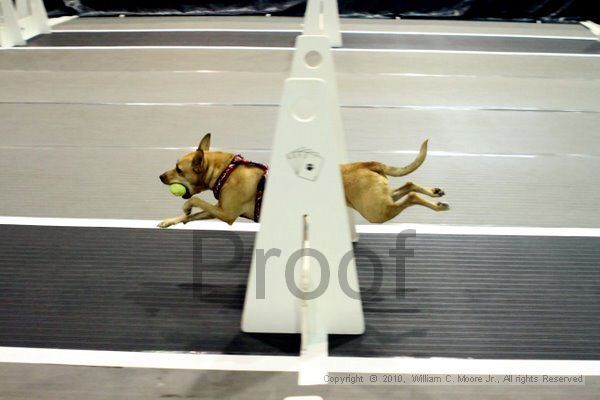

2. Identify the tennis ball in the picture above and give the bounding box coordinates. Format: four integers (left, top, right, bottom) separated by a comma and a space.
169, 183, 187, 197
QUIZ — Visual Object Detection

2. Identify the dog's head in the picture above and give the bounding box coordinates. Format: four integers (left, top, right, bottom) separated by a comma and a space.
159, 133, 211, 199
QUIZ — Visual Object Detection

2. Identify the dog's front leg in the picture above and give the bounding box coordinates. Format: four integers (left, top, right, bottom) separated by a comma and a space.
158, 210, 213, 228
157, 214, 188, 228
182, 197, 240, 225
182, 210, 214, 224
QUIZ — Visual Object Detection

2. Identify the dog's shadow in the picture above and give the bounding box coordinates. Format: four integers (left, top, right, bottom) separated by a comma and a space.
124, 282, 427, 355
124, 281, 246, 317
177, 282, 246, 309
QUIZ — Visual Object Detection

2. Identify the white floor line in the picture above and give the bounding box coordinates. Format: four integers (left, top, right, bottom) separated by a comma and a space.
0, 216, 259, 231
51, 28, 302, 33
356, 224, 600, 237
0, 45, 289, 52
2, 46, 599, 58
345, 30, 597, 40
50, 28, 597, 41
336, 48, 600, 58
0, 347, 598, 375
1, 216, 599, 237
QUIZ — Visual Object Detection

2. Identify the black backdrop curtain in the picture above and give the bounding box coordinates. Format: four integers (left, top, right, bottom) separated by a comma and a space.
45, 0, 598, 22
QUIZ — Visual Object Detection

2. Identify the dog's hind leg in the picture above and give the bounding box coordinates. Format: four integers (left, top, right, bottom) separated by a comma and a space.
395, 193, 448, 214
375, 193, 448, 223
358, 193, 448, 223
391, 181, 445, 201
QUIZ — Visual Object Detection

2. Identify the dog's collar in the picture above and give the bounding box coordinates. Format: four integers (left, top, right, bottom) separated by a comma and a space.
212, 155, 269, 222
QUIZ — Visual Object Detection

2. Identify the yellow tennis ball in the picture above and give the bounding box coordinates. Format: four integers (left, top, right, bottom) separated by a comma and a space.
169, 183, 186, 197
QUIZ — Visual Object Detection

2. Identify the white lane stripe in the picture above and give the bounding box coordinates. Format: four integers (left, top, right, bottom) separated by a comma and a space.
51, 28, 303, 33
0, 216, 259, 232
2, 101, 595, 116
356, 224, 600, 237
0, 45, 289, 51
0, 144, 595, 159
0, 347, 296, 372
337, 48, 600, 58
1, 216, 599, 237
51, 28, 597, 41
0, 347, 598, 375
350, 30, 596, 40
2, 46, 599, 58
4, 100, 597, 115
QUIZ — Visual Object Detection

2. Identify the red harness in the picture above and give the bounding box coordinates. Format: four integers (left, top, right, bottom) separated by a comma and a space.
212, 155, 269, 222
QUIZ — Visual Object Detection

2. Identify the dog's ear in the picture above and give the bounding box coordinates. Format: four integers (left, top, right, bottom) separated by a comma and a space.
197, 133, 211, 152
192, 149, 204, 173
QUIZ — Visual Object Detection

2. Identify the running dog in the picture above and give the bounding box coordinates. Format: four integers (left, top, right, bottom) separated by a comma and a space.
158, 133, 448, 228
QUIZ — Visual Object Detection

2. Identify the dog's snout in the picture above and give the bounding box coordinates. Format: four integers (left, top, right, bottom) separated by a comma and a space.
159, 174, 167, 184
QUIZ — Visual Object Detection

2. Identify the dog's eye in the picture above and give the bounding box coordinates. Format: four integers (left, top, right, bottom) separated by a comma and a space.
176, 166, 182, 174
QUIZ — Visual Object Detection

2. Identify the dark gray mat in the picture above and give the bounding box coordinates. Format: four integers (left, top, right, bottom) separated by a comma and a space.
0, 224, 599, 359
27, 31, 600, 54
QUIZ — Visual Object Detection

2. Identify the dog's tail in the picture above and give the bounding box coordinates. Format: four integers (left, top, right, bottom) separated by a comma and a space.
383, 140, 428, 177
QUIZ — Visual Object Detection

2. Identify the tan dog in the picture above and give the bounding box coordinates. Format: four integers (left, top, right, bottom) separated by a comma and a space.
158, 134, 448, 228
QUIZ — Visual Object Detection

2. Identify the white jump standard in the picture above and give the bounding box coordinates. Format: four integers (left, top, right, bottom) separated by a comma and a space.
241, 0, 363, 385
240, 75, 365, 334
0, 0, 50, 48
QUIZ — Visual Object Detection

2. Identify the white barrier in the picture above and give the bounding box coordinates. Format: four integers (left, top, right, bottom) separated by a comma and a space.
0, 0, 50, 48
241, 0, 362, 385
240, 50, 364, 336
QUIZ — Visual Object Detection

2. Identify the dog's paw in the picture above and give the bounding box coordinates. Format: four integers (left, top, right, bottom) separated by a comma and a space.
158, 218, 177, 228
437, 202, 450, 211
432, 187, 445, 197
